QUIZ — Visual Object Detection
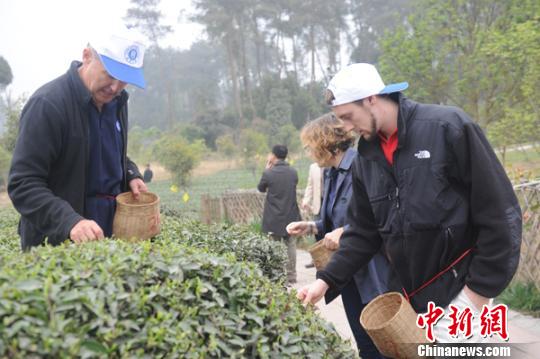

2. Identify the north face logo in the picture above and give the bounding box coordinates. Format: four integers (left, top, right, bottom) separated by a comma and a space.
414, 150, 431, 159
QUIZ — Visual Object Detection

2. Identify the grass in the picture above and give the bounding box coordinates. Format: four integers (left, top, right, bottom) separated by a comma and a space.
497, 146, 540, 182
148, 156, 312, 217
497, 282, 540, 317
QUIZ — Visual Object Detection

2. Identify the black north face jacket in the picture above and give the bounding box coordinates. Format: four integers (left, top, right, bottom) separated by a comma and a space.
317, 94, 522, 312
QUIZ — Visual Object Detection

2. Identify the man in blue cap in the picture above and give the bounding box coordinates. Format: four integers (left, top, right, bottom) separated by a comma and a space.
298, 63, 522, 343
9, 26, 148, 250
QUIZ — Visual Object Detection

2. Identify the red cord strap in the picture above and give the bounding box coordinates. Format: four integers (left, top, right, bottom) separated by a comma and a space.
403, 248, 473, 302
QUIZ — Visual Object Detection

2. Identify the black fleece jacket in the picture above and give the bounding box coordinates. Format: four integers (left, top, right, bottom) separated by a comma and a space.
8, 61, 142, 250
317, 94, 522, 312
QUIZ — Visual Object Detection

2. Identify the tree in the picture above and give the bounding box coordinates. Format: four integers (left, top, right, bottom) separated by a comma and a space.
127, 125, 162, 164
274, 123, 301, 154
239, 128, 268, 176
0, 56, 13, 91
484, 0, 540, 153
153, 134, 207, 187
265, 87, 292, 134
216, 134, 237, 158
127, 42, 224, 130
1, 93, 25, 153
124, 0, 172, 46
348, 0, 414, 64
379, 0, 528, 129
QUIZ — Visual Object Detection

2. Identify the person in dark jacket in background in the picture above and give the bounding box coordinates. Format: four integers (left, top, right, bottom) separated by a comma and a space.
8, 25, 148, 250
297, 63, 522, 343
143, 163, 154, 183
258, 144, 301, 283
287, 114, 390, 357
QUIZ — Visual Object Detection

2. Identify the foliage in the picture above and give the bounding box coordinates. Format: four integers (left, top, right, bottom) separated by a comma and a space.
124, 0, 172, 46
265, 87, 292, 132
0, 219, 356, 357
483, 1, 540, 150
274, 123, 301, 154
348, 0, 414, 64
0, 56, 12, 90
379, 0, 540, 152
215, 134, 237, 157
0, 209, 19, 253
1, 94, 25, 153
152, 134, 207, 187
127, 43, 225, 130
127, 125, 162, 164
498, 282, 540, 317
0, 147, 11, 189
239, 128, 268, 172
158, 216, 288, 283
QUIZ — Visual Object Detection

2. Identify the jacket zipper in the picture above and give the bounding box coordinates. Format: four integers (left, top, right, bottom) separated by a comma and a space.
445, 227, 458, 278
370, 193, 392, 203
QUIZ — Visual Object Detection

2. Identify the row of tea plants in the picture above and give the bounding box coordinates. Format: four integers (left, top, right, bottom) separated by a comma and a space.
0, 208, 356, 358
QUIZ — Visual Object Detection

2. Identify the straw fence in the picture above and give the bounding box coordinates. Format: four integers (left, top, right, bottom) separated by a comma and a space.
201, 181, 540, 289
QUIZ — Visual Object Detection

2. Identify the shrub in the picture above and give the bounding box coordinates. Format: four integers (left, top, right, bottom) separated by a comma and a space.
0, 209, 19, 253
0, 239, 356, 358
498, 282, 540, 316
152, 135, 207, 188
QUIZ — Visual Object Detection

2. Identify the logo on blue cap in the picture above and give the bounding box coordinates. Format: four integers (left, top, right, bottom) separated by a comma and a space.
124, 46, 140, 65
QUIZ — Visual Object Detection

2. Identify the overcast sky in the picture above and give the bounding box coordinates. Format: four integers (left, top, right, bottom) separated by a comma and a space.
0, 0, 203, 97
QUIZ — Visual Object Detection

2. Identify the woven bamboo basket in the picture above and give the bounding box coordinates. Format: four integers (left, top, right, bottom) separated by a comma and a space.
360, 292, 428, 359
307, 240, 336, 270
113, 192, 160, 241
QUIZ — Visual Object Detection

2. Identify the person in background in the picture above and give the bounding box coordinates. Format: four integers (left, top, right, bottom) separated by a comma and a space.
297, 63, 522, 343
301, 162, 323, 217
301, 161, 323, 268
287, 114, 390, 357
8, 25, 148, 250
258, 144, 301, 284
143, 163, 153, 183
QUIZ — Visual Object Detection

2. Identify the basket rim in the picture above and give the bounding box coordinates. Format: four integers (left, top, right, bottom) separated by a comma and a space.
116, 191, 160, 207
360, 292, 408, 331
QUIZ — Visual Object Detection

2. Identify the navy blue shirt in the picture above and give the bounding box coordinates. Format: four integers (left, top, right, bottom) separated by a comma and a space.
85, 99, 124, 237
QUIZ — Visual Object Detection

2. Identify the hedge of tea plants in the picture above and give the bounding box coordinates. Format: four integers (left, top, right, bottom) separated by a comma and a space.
0, 210, 356, 358
158, 217, 288, 283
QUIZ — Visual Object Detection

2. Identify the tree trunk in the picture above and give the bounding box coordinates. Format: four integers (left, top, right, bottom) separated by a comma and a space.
310, 25, 316, 83
292, 35, 299, 81
252, 16, 262, 84
239, 18, 256, 121
225, 35, 244, 128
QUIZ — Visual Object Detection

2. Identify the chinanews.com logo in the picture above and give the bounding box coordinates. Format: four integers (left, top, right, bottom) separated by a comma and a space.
418, 344, 511, 357
416, 303, 512, 357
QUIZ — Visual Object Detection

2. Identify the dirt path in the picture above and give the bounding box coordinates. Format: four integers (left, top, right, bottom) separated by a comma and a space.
140, 158, 239, 181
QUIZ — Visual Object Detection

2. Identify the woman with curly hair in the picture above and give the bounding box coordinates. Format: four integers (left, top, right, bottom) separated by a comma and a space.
287, 113, 391, 358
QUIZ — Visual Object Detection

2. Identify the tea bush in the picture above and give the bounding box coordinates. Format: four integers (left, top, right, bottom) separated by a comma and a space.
0, 238, 356, 358
0, 208, 288, 283
0, 208, 19, 253
159, 217, 288, 283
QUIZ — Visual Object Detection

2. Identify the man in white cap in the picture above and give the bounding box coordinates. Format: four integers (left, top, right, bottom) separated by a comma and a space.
297, 63, 522, 342
9, 26, 148, 250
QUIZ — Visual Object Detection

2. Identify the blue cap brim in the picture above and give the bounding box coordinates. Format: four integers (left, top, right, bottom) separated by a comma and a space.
99, 54, 146, 89
379, 82, 408, 95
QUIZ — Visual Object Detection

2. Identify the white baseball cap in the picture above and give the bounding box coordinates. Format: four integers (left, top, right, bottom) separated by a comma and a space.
327, 63, 408, 106
90, 25, 147, 89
